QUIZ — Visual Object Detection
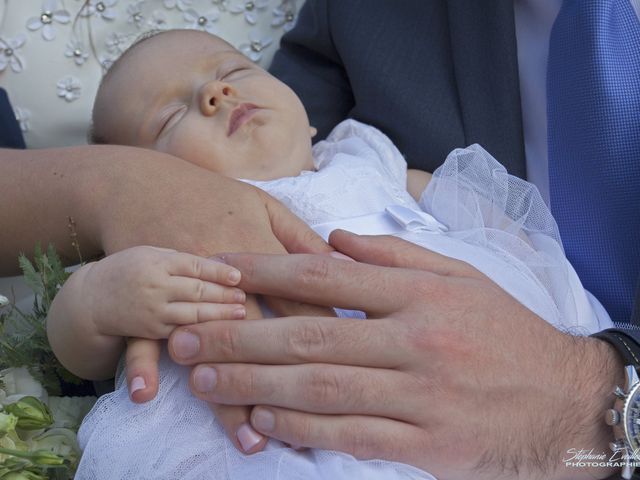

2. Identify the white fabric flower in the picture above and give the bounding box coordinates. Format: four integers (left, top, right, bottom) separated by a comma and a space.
163, 0, 193, 11
105, 32, 129, 55
80, 0, 118, 21
127, 1, 145, 29
14, 107, 31, 133
239, 31, 272, 63
211, 0, 230, 12
26, 0, 71, 41
183, 8, 220, 34
271, 2, 297, 32
64, 39, 90, 66
229, 0, 269, 25
0, 367, 48, 406
147, 10, 170, 30
57, 76, 82, 102
0, 34, 27, 73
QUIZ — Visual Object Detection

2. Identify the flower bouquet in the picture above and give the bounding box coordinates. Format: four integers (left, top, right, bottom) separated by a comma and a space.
0, 246, 96, 479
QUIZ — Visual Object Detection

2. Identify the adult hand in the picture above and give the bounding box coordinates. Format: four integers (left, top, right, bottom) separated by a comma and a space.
169, 231, 623, 480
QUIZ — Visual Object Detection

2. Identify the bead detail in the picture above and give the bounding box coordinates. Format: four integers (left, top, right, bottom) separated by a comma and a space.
4, 48, 13, 57
250, 41, 262, 52
40, 12, 53, 24
198, 16, 207, 25
96, 2, 106, 12
245, 1, 255, 11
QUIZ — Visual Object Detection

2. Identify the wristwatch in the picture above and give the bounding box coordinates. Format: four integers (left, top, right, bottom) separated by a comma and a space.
594, 329, 640, 479
605, 365, 640, 479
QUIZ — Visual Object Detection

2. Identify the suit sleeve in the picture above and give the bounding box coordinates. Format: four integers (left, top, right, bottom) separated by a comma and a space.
268, 0, 354, 140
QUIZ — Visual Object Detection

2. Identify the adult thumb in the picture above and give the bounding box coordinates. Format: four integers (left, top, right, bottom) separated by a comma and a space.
262, 192, 333, 254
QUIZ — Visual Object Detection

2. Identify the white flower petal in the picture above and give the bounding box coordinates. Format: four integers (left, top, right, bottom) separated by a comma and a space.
11, 33, 27, 49
44, 0, 58, 12
9, 58, 24, 73
183, 9, 197, 22
53, 10, 71, 23
102, 9, 117, 20
42, 24, 56, 41
0, 58, 8, 72
0, 295, 8, 307
246, 12, 257, 24
229, 5, 244, 14
26, 17, 43, 30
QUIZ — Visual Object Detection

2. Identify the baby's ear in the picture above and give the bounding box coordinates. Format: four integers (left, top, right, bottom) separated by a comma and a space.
309, 126, 318, 138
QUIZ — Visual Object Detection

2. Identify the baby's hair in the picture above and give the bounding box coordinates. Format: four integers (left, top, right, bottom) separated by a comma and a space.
88, 29, 166, 145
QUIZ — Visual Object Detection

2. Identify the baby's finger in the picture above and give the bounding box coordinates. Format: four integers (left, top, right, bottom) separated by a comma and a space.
125, 338, 162, 403
164, 302, 246, 325
166, 277, 246, 304
208, 403, 267, 454
167, 254, 242, 286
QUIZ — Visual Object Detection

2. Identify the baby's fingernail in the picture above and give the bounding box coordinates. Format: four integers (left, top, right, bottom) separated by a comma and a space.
193, 366, 217, 393
237, 423, 263, 452
233, 307, 246, 319
228, 269, 241, 284
252, 408, 275, 433
130, 376, 146, 395
172, 331, 200, 359
329, 251, 355, 262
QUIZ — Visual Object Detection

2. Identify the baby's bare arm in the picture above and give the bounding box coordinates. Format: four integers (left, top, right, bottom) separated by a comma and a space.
407, 169, 432, 201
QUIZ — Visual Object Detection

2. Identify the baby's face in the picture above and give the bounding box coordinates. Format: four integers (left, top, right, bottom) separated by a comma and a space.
94, 30, 315, 180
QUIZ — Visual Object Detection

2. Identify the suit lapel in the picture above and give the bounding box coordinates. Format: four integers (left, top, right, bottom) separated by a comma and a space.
447, 0, 527, 178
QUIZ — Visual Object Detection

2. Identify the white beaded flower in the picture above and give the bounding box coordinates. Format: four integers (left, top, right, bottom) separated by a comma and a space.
148, 10, 170, 30
57, 76, 82, 102
163, 0, 193, 11
105, 32, 130, 55
229, 0, 269, 25
183, 8, 220, 34
271, 2, 297, 32
211, 0, 230, 12
14, 107, 31, 133
80, 0, 119, 21
26, 0, 71, 41
0, 34, 27, 73
127, 1, 146, 29
239, 31, 272, 63
64, 40, 90, 66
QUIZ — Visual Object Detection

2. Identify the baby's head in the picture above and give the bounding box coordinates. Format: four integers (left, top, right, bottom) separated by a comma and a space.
91, 29, 315, 180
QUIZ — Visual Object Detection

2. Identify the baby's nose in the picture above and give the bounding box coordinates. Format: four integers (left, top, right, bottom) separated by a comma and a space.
199, 81, 233, 115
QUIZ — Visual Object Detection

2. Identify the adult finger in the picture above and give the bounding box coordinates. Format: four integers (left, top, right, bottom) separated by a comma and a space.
249, 407, 428, 468
329, 230, 480, 277
168, 317, 405, 367
208, 403, 268, 454
166, 253, 243, 286
125, 338, 162, 403
190, 363, 423, 421
165, 276, 245, 304
262, 191, 334, 255
220, 253, 424, 315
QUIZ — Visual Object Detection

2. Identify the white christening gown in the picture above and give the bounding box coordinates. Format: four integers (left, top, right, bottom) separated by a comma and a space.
76, 120, 611, 479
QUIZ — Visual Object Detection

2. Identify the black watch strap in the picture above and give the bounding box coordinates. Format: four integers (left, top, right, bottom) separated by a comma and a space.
593, 329, 640, 369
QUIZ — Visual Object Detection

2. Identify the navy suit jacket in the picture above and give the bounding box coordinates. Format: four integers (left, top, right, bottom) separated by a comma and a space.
269, 0, 640, 328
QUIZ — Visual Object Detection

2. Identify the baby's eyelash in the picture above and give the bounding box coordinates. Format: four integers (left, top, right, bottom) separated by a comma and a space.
158, 105, 187, 136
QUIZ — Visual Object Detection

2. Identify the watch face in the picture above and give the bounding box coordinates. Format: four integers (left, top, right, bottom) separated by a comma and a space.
624, 382, 640, 451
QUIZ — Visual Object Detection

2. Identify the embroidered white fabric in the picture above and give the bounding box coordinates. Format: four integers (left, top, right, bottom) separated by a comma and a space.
76, 120, 611, 479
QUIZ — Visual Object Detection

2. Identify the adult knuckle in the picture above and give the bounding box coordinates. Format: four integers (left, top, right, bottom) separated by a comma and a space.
342, 423, 377, 459
190, 257, 203, 278
194, 279, 206, 302
293, 256, 331, 287
304, 369, 341, 407
287, 321, 329, 359
215, 325, 240, 359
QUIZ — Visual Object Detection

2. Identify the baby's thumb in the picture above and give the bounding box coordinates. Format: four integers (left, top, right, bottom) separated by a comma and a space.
125, 338, 162, 403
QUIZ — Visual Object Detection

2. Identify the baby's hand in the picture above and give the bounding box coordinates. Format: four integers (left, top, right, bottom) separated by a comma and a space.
83, 246, 246, 340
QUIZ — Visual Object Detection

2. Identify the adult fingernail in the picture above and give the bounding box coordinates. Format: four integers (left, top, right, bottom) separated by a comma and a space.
252, 408, 275, 433
130, 376, 146, 395
193, 366, 217, 392
172, 331, 200, 359
329, 251, 355, 262
233, 307, 246, 319
237, 423, 263, 452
